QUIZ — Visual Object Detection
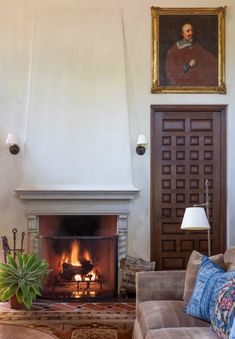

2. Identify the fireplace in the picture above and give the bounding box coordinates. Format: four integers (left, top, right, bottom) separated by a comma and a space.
38, 215, 118, 299
15, 188, 139, 299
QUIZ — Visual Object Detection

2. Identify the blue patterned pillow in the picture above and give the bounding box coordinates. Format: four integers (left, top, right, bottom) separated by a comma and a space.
211, 278, 235, 338
230, 318, 235, 339
186, 256, 235, 322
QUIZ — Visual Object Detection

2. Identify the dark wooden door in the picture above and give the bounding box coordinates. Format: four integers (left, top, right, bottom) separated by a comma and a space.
151, 105, 227, 270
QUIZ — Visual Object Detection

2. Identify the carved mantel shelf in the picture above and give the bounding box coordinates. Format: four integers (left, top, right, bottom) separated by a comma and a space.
15, 187, 139, 216
15, 188, 139, 201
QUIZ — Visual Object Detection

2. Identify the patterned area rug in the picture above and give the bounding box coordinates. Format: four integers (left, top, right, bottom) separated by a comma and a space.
0, 300, 135, 339
71, 328, 118, 339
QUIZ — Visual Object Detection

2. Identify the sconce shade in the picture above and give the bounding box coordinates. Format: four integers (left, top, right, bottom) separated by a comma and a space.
136, 134, 148, 155
6, 133, 18, 145
181, 207, 210, 230
136, 134, 148, 146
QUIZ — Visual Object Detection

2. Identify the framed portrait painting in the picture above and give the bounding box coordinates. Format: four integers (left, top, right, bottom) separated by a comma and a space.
151, 7, 226, 94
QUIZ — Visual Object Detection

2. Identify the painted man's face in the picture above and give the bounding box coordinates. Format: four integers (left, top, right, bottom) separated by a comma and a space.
181, 23, 194, 41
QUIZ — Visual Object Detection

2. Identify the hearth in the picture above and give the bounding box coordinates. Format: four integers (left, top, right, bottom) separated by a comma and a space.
39, 215, 118, 299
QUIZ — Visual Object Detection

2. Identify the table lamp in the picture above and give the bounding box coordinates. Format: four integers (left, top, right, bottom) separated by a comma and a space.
180, 179, 211, 256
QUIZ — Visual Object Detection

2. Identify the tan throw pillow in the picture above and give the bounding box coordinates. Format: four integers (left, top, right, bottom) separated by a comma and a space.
183, 250, 225, 302
224, 247, 235, 271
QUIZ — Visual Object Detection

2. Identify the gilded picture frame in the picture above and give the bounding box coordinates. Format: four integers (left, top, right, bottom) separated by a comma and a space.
151, 7, 226, 94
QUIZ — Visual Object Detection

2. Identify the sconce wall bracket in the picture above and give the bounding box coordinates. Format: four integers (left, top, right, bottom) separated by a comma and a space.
9, 144, 20, 155
136, 145, 146, 155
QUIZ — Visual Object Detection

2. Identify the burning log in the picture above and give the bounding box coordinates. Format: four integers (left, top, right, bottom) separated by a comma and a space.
60, 260, 94, 281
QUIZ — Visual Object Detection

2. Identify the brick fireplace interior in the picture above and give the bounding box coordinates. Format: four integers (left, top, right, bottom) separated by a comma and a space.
38, 215, 118, 300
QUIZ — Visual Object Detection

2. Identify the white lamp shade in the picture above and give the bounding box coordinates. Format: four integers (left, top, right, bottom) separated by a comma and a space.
137, 134, 148, 146
6, 133, 18, 145
181, 207, 210, 230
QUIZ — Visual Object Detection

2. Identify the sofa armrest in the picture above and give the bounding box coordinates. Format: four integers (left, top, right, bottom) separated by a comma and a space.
136, 270, 186, 305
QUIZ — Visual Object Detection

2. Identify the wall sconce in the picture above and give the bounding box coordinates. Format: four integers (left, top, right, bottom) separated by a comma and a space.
136, 134, 148, 155
6, 133, 20, 155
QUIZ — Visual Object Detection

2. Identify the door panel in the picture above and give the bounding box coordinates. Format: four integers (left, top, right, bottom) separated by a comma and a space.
151, 105, 226, 270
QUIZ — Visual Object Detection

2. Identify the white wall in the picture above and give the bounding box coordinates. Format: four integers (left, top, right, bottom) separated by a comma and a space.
22, 8, 134, 189
0, 0, 234, 262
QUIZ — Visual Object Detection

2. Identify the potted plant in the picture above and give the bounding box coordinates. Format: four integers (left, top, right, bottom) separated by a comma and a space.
0, 252, 49, 310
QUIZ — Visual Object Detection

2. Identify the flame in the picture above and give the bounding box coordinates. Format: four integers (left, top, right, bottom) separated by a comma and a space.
59, 240, 98, 280
83, 249, 91, 261
70, 240, 81, 265
60, 240, 82, 267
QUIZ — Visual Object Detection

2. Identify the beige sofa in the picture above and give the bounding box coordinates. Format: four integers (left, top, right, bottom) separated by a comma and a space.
132, 248, 235, 339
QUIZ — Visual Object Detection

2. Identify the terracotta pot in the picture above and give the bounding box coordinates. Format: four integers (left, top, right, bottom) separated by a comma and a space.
9, 295, 26, 310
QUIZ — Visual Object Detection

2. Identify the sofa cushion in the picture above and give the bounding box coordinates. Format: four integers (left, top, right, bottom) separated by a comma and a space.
183, 250, 225, 302
224, 247, 235, 271
211, 278, 235, 338
145, 327, 217, 339
137, 300, 209, 338
186, 256, 235, 322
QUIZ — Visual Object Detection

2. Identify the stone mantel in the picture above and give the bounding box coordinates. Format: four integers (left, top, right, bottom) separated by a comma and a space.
15, 187, 139, 216
15, 188, 139, 201
15, 189, 139, 215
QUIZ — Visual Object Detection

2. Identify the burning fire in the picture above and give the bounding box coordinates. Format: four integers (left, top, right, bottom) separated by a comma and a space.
62, 240, 83, 266
52, 239, 103, 299
60, 240, 98, 281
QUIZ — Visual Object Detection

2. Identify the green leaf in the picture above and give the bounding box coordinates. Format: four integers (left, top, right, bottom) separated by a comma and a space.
6, 254, 18, 269
24, 254, 37, 271
0, 263, 9, 271
22, 253, 29, 266
0, 274, 17, 283
0, 285, 16, 302
31, 285, 41, 296
27, 260, 48, 275
16, 288, 23, 303
0, 264, 20, 278
17, 253, 24, 270
28, 287, 36, 300
19, 282, 27, 295
0, 276, 18, 286
0, 264, 19, 277
22, 294, 32, 310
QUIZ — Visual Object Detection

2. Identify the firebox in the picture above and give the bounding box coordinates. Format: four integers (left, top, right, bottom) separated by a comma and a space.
38, 215, 118, 299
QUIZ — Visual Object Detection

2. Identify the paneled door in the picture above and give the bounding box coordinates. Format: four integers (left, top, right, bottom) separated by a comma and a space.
151, 105, 227, 270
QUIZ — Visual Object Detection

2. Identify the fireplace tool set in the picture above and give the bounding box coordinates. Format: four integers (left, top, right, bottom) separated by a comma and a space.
1, 228, 25, 263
